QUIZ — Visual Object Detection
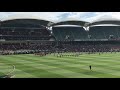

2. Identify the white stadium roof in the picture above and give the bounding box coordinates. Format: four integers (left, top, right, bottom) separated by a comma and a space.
90, 24, 120, 27
91, 15, 120, 23
53, 25, 83, 27
0, 13, 51, 22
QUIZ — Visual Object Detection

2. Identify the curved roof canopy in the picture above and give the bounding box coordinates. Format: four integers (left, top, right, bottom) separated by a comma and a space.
89, 20, 120, 26
51, 20, 89, 27
53, 25, 83, 27
0, 19, 53, 28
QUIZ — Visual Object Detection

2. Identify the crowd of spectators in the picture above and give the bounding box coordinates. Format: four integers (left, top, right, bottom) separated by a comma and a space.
0, 41, 120, 55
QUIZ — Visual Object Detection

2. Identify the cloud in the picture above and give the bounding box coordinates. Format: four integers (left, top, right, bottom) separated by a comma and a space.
62, 12, 91, 21
85, 12, 120, 22
0, 12, 69, 22
0, 12, 120, 23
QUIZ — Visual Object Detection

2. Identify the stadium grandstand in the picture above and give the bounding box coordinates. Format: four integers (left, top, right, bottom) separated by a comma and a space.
88, 19, 120, 40
51, 19, 120, 53
51, 20, 89, 41
0, 19, 56, 55
1, 18, 120, 54
0, 19, 55, 41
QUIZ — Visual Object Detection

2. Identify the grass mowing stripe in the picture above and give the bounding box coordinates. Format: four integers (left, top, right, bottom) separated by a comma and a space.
3, 55, 97, 78
1, 53, 120, 78
0, 59, 59, 77
24, 55, 118, 76
0, 61, 35, 78
14, 53, 118, 76
0, 56, 66, 78
8, 56, 117, 77
14, 53, 118, 68
0, 58, 38, 78
17, 54, 120, 71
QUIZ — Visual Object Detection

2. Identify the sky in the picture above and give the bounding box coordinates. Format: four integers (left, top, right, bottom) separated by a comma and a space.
0, 12, 120, 22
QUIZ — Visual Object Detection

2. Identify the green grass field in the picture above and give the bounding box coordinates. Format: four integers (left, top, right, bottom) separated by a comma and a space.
0, 52, 120, 78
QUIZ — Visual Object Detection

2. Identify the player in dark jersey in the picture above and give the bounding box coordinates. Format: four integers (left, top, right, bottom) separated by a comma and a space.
89, 65, 92, 71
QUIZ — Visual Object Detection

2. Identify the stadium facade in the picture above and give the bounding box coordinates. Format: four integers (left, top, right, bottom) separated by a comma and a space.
1, 18, 120, 55
1, 18, 120, 41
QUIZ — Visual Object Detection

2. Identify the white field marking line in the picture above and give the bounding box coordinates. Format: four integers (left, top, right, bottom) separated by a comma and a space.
0, 59, 38, 78
6, 65, 15, 75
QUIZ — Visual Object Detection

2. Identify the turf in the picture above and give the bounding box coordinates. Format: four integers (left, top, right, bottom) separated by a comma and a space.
0, 52, 120, 78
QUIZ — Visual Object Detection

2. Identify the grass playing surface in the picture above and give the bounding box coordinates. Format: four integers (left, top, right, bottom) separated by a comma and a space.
0, 52, 120, 78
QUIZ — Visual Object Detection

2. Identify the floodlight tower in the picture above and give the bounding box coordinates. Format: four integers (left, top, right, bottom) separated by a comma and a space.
47, 22, 54, 34
84, 22, 91, 39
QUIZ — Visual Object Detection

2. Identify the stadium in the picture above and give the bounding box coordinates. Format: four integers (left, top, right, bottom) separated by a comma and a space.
1, 17, 120, 78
